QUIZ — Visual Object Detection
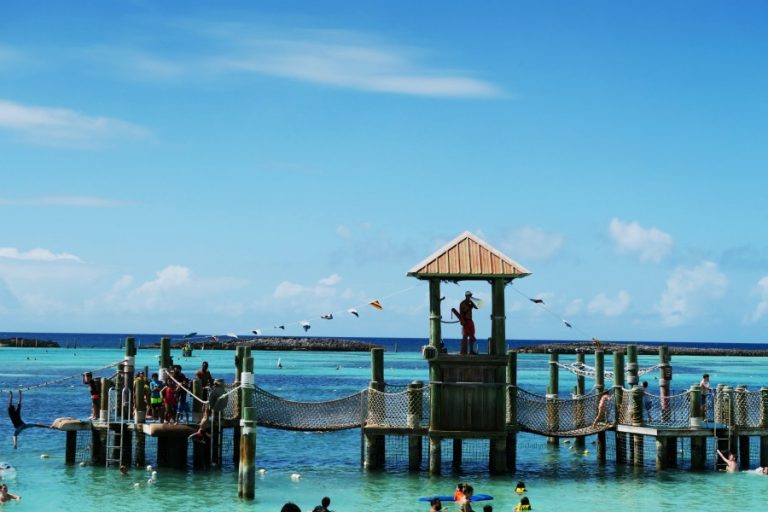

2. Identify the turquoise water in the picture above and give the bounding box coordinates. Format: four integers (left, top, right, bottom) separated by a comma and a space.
2, 346, 768, 510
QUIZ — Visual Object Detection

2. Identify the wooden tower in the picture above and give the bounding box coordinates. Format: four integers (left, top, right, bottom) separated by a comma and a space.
407, 231, 530, 473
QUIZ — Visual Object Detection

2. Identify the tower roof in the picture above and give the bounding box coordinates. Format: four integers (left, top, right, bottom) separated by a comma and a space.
407, 231, 531, 281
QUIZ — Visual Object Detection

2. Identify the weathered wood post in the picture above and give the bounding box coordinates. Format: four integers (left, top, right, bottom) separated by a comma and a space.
760, 387, 768, 467
573, 351, 586, 451
233, 345, 248, 465
120, 337, 136, 466
594, 349, 606, 463
365, 348, 385, 470
238, 356, 256, 499
506, 350, 518, 471
99, 377, 112, 422
427, 278, 442, 475
489, 278, 508, 472
659, 346, 672, 422
736, 385, 749, 470
491, 278, 506, 355
689, 384, 706, 470
546, 351, 559, 446
626, 345, 642, 465
407, 381, 424, 470
613, 350, 626, 464
65, 431, 77, 465
159, 337, 172, 381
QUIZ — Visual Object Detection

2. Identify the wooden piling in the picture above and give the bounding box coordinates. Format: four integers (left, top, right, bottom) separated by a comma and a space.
233, 346, 249, 465
99, 378, 112, 422
159, 337, 172, 380
366, 348, 385, 470
736, 385, 749, 470
490, 278, 506, 356
761, 388, 768, 467
506, 350, 517, 471
659, 345, 672, 423
65, 431, 77, 465
407, 381, 424, 471
595, 349, 606, 463
238, 355, 256, 500
546, 352, 559, 447
613, 350, 626, 464
134, 373, 146, 424
574, 352, 586, 451
452, 439, 462, 469
429, 279, 442, 349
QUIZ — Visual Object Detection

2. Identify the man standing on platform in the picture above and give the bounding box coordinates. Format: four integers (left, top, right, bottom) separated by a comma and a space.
459, 291, 478, 355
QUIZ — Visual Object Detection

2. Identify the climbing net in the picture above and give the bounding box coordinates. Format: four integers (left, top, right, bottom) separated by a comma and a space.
366, 386, 430, 428
554, 361, 662, 382
615, 388, 692, 428
515, 388, 614, 436
243, 386, 368, 432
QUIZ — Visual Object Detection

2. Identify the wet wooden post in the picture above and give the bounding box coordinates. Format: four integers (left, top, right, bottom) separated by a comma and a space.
120, 338, 136, 466
407, 381, 424, 470
429, 278, 442, 351
546, 351, 559, 446
65, 431, 77, 465
99, 377, 112, 422
233, 345, 248, 465
574, 351, 586, 451
613, 350, 626, 464
760, 388, 768, 467
506, 350, 518, 471
689, 384, 706, 470
452, 439, 463, 470
489, 278, 508, 473
630, 385, 644, 466
159, 337, 172, 381
427, 278, 443, 475
133, 365, 146, 424
736, 385, 749, 470
625, 345, 641, 465
365, 348, 385, 470
238, 356, 256, 499
594, 349, 606, 463
659, 346, 672, 422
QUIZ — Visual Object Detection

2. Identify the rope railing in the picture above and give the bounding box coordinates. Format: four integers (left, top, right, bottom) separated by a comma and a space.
515, 388, 614, 436
554, 361, 662, 381
0, 359, 127, 394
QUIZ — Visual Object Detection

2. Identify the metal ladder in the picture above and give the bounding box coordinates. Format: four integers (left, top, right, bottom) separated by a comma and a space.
106, 386, 132, 468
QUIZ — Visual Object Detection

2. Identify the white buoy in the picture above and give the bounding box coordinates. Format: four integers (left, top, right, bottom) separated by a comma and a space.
258, 468, 266, 474
290, 473, 301, 481
146, 465, 153, 472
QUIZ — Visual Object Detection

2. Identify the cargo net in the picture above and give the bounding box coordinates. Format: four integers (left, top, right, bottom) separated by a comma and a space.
366, 386, 430, 429
75, 430, 92, 465
242, 385, 368, 432
716, 389, 767, 428
516, 388, 614, 436
616, 389, 692, 427
554, 361, 661, 381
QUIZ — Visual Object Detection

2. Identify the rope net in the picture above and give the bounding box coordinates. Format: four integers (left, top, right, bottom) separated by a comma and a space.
515, 388, 613, 436
615, 389, 692, 428
554, 361, 662, 381
366, 386, 430, 428
244, 385, 367, 432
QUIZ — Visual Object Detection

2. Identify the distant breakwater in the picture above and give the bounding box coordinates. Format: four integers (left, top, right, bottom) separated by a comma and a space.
148, 337, 382, 352
0, 337, 60, 348
518, 341, 768, 357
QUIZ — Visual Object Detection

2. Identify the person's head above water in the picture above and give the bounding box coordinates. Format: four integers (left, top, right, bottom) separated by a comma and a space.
465, 291, 472, 297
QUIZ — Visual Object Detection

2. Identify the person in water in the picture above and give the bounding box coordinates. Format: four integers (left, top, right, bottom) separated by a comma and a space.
8, 390, 49, 449
717, 449, 738, 472
514, 496, 532, 511
453, 482, 466, 502
428, 497, 442, 512
514, 481, 527, 494
0, 483, 21, 503
459, 292, 479, 355
459, 484, 475, 512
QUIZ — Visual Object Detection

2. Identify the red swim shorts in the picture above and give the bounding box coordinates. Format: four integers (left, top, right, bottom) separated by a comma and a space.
462, 319, 475, 338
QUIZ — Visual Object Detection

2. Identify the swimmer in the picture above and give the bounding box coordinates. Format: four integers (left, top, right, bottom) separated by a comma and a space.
717, 449, 738, 472
460, 484, 475, 512
453, 482, 466, 502
429, 497, 443, 512
8, 391, 50, 449
0, 483, 21, 503
120, 465, 129, 476
514, 481, 526, 494
514, 496, 532, 511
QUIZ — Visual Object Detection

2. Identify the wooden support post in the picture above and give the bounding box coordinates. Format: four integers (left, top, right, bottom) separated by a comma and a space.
135, 429, 145, 468
760, 388, 768, 468
366, 348, 385, 470
134, 373, 146, 424
655, 437, 667, 470
594, 349, 606, 463
233, 346, 249, 465
735, 385, 749, 470
123, 337, 136, 420
691, 436, 706, 471
689, 385, 703, 427
192, 379, 203, 424
665, 437, 678, 468
238, 356, 256, 499
429, 279, 442, 350
65, 431, 77, 465
659, 345, 672, 423
506, 350, 517, 472
489, 436, 507, 474
574, 352, 586, 451
429, 437, 441, 475
626, 344, 638, 387
120, 428, 132, 468
546, 352, 559, 447
452, 439, 462, 469
159, 337, 172, 382
407, 381, 423, 471
491, 278, 506, 356
91, 427, 105, 465
613, 350, 626, 464
99, 378, 112, 422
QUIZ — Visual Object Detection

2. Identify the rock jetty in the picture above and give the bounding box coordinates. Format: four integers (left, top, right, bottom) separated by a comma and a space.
145, 337, 381, 352
0, 337, 60, 348
516, 341, 768, 357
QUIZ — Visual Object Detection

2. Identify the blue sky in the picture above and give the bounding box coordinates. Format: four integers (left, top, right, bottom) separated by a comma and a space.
1, 1, 767, 343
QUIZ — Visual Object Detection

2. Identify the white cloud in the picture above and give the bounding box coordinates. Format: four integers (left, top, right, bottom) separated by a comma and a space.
0, 98, 146, 147
318, 273, 341, 286
609, 218, 673, 263
500, 227, 564, 261
655, 261, 729, 327
588, 290, 630, 317
565, 298, 584, 317
749, 276, 768, 323
0, 247, 81, 262
336, 225, 351, 238
0, 195, 132, 207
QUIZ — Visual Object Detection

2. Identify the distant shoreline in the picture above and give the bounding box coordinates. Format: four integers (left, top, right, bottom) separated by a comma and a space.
517, 341, 768, 357
159, 337, 382, 352
0, 337, 60, 348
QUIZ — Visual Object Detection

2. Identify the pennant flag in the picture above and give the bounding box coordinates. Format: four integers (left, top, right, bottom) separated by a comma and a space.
226, 333, 239, 339
369, 300, 383, 310
252, 330, 262, 336
274, 325, 285, 330
183, 332, 198, 339
563, 320, 572, 328
300, 321, 311, 332
321, 313, 333, 320
347, 308, 359, 317
530, 298, 545, 304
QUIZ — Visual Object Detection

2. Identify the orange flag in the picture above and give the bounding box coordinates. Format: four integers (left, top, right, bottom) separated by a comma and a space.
369, 300, 383, 310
